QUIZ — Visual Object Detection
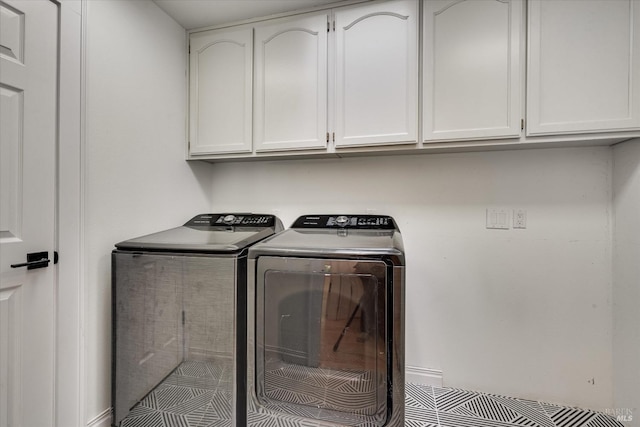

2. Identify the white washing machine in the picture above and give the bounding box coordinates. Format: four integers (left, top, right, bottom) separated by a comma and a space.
247, 215, 405, 427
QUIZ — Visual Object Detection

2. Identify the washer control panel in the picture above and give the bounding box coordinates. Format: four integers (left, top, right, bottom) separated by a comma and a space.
292, 215, 397, 230
185, 213, 276, 227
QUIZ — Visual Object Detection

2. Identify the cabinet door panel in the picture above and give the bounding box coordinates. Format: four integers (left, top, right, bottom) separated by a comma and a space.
190, 28, 253, 154
423, 0, 523, 141
335, 0, 418, 147
254, 13, 329, 152
527, 0, 640, 135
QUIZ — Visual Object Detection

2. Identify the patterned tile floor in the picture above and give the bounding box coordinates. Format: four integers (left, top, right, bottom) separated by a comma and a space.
119, 360, 625, 427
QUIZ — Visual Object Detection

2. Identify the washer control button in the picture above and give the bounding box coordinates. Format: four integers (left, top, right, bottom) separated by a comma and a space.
223, 214, 236, 225
335, 215, 350, 227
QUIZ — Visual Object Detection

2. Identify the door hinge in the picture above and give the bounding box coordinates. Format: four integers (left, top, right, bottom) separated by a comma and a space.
332, 132, 335, 142
327, 21, 330, 32
326, 132, 330, 143
521, 118, 524, 130
333, 21, 336, 32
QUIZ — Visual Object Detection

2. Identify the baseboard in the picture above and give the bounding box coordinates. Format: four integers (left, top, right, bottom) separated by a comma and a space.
406, 365, 443, 387
87, 408, 112, 427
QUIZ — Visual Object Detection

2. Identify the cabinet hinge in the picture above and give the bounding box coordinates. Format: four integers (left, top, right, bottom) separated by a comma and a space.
326, 132, 330, 143
521, 118, 524, 130
332, 132, 335, 142
327, 21, 330, 32
333, 21, 336, 32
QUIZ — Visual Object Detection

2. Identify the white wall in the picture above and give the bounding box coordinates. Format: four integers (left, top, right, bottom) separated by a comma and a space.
77, 0, 629, 420
84, 1, 213, 424
613, 139, 640, 426
208, 147, 614, 409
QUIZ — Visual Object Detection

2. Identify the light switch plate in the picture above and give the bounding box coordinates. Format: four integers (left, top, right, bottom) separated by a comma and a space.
486, 208, 510, 229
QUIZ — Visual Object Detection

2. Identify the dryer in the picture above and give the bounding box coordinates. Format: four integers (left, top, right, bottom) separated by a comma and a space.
112, 213, 283, 427
247, 215, 405, 427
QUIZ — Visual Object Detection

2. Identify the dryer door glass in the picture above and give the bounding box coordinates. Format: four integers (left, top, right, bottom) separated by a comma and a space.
255, 257, 388, 425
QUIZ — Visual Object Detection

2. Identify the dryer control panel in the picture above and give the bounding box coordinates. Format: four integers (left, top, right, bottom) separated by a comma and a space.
185, 213, 277, 227
292, 215, 397, 230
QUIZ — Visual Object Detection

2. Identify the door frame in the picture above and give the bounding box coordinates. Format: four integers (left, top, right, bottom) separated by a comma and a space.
57, 0, 85, 425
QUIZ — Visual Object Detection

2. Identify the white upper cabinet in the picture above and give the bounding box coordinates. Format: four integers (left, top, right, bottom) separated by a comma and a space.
423, 0, 523, 142
190, 27, 253, 154
334, 0, 418, 147
187, 0, 640, 160
527, 0, 640, 135
254, 13, 329, 152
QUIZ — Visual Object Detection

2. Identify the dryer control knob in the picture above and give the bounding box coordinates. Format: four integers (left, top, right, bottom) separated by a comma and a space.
335, 215, 350, 227
223, 214, 236, 225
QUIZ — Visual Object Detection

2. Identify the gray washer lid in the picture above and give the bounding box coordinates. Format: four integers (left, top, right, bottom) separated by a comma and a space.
115, 213, 282, 253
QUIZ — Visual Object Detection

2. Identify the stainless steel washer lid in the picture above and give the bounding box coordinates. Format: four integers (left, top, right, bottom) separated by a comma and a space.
115, 213, 283, 253
248, 214, 404, 263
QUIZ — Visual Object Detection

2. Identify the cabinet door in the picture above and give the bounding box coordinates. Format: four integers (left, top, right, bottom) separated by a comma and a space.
527, 0, 640, 135
254, 13, 329, 152
190, 28, 253, 154
423, 0, 523, 142
334, 0, 418, 147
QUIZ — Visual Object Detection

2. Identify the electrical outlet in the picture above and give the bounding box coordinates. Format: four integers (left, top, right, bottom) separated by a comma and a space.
513, 209, 527, 229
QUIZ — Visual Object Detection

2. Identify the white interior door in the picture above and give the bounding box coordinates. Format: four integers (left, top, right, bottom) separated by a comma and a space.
0, 1, 58, 426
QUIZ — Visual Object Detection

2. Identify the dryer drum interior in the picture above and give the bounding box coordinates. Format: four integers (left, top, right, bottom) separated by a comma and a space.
258, 258, 391, 418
